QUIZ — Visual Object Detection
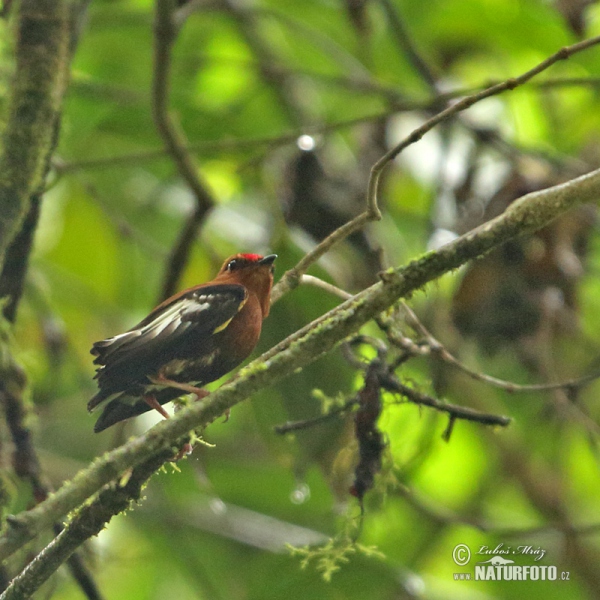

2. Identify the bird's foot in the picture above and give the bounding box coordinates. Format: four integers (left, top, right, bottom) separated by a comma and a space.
148, 375, 210, 400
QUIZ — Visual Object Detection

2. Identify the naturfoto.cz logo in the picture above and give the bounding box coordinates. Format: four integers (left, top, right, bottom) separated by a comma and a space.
452, 543, 570, 582
474, 563, 558, 581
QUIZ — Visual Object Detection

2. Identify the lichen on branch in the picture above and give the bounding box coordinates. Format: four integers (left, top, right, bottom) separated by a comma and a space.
0, 165, 599, 565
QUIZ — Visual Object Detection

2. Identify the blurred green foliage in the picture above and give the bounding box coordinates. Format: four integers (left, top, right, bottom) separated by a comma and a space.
4, 0, 600, 598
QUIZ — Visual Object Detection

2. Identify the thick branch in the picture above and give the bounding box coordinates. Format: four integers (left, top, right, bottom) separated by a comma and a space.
0, 196, 40, 322
0, 451, 172, 600
0, 166, 598, 562
0, 17, 85, 527
0, 3, 103, 597
0, 0, 71, 266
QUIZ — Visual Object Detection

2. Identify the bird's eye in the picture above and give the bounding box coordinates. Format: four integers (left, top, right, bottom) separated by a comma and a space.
226, 259, 238, 271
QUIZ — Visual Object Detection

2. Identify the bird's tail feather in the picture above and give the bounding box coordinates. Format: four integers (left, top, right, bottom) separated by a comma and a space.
93, 398, 153, 432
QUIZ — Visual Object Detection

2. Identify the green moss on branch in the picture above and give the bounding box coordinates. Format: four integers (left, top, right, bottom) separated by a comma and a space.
0, 0, 71, 265
0, 167, 599, 563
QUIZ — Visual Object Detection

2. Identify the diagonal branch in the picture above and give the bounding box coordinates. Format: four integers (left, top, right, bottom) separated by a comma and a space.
0, 451, 173, 600
398, 302, 600, 394
0, 164, 599, 563
380, 375, 511, 428
378, 0, 439, 90
270, 35, 600, 303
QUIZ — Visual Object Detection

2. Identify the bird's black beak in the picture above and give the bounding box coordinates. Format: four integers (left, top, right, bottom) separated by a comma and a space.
258, 254, 277, 266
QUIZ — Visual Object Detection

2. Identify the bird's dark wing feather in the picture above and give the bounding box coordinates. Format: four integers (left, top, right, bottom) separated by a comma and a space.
89, 284, 247, 406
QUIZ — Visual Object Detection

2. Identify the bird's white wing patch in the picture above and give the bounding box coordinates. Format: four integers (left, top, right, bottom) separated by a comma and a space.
92, 286, 245, 377
125, 295, 221, 347
137, 298, 203, 340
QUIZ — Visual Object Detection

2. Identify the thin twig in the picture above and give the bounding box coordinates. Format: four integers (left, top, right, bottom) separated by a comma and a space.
396, 484, 600, 537
271, 213, 379, 303
274, 384, 510, 434
385, 303, 600, 437
398, 303, 600, 394
57, 70, 600, 175
378, 0, 438, 90
387, 36, 600, 164
380, 374, 511, 428
153, 0, 215, 301
220, 0, 305, 125
274, 398, 357, 434
53, 117, 372, 173
273, 35, 600, 305
367, 35, 600, 230
299, 275, 353, 300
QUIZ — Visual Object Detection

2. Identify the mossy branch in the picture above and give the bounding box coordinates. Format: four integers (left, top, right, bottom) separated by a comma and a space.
0, 451, 173, 600
0, 3, 103, 598
0, 0, 72, 266
0, 165, 598, 562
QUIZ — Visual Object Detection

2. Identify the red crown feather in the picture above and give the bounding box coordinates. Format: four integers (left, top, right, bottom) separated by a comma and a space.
240, 253, 263, 262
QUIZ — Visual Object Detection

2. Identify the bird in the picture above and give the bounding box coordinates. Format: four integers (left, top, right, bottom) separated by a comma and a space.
88, 253, 277, 433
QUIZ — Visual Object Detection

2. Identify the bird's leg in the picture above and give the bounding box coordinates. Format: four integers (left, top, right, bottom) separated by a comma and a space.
147, 374, 210, 459
143, 395, 170, 419
143, 394, 192, 460
154, 377, 229, 420
151, 377, 230, 421
148, 375, 210, 400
